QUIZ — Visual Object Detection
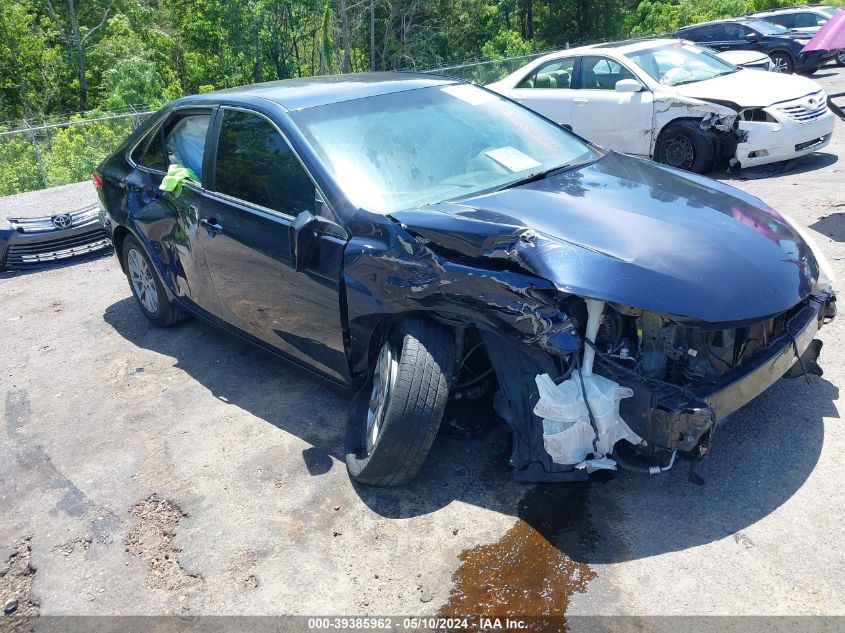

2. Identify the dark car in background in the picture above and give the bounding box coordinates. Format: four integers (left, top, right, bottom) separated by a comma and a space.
96, 73, 835, 486
674, 17, 836, 73
748, 5, 845, 67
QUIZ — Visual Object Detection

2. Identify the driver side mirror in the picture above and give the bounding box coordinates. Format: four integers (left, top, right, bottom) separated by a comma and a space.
615, 79, 643, 93
745, 32, 758, 41
290, 210, 319, 272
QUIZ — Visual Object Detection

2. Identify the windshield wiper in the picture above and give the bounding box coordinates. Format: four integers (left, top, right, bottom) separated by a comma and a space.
495, 163, 580, 191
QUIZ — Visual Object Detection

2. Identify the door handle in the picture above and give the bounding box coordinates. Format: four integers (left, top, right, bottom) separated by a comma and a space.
573, 97, 588, 105
200, 217, 223, 235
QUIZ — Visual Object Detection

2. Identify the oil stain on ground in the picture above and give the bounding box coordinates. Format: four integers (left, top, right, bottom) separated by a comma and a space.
439, 483, 598, 631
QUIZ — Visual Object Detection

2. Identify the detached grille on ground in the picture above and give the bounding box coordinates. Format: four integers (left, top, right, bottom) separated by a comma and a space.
1, 203, 112, 271
4, 230, 111, 269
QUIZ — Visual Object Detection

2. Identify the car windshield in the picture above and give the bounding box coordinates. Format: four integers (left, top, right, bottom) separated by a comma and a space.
627, 42, 738, 86
747, 19, 788, 35
290, 84, 598, 214
818, 7, 838, 18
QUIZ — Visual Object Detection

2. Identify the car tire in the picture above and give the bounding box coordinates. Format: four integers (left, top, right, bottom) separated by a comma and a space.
836, 49, 845, 67
654, 121, 716, 174
345, 318, 454, 486
770, 51, 794, 74
121, 234, 185, 327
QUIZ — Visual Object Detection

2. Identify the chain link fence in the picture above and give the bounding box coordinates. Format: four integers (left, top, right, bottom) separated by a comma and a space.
0, 48, 585, 198
0, 105, 155, 197
418, 50, 553, 84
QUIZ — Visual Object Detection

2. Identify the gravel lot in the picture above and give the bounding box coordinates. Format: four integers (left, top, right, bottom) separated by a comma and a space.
2, 67, 844, 627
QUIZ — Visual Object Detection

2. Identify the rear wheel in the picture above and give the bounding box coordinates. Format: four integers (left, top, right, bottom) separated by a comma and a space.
346, 318, 454, 486
121, 235, 185, 327
836, 49, 845, 67
655, 121, 716, 174
770, 52, 794, 74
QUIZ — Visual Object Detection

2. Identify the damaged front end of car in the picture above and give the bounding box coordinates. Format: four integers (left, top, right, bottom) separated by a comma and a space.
348, 153, 836, 483
536, 292, 835, 483
655, 89, 836, 171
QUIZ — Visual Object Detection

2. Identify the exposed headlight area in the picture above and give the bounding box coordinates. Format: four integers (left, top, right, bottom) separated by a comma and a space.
739, 107, 778, 123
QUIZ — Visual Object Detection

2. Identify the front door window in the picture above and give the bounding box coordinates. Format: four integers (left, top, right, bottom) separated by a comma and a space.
214, 110, 315, 216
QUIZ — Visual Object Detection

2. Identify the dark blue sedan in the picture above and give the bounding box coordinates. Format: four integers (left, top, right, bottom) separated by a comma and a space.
96, 72, 835, 486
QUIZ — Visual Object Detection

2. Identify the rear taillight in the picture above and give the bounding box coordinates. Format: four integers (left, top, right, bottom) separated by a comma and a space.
92, 170, 102, 190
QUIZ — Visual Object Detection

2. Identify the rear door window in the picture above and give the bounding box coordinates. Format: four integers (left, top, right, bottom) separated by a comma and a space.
794, 12, 824, 27
517, 58, 575, 89
723, 23, 750, 40
164, 113, 211, 180
131, 125, 167, 172
213, 109, 315, 216
767, 14, 794, 28
141, 130, 167, 172
685, 24, 722, 42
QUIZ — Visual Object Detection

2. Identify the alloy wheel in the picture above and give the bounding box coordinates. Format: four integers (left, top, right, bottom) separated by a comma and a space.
365, 341, 399, 455
770, 55, 789, 73
837, 50, 845, 66
127, 248, 159, 314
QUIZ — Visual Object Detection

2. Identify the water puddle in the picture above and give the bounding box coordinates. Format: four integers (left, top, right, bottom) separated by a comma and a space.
439, 483, 598, 631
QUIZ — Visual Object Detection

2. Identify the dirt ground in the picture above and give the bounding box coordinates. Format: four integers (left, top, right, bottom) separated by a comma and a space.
2, 66, 845, 628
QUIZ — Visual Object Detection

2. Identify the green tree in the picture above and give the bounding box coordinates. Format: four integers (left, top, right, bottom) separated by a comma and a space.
44, 117, 131, 184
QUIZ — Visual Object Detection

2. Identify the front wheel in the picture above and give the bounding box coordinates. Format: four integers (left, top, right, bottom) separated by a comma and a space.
836, 49, 845, 67
345, 318, 454, 486
770, 52, 794, 74
654, 121, 716, 174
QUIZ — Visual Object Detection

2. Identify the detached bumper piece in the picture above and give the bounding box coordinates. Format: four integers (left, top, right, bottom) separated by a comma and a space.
0, 204, 111, 271
828, 92, 845, 122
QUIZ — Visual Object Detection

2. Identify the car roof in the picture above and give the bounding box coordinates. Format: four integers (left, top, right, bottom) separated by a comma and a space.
173, 71, 459, 111
526, 37, 682, 65
749, 5, 830, 15
676, 17, 762, 30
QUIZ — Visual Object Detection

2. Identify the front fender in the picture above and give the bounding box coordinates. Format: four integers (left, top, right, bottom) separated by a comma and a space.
341, 229, 576, 378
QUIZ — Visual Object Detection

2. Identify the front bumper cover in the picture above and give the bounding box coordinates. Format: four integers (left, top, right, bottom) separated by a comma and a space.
736, 110, 835, 168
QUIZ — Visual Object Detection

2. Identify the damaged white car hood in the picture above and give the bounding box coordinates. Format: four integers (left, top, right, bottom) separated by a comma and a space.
671, 69, 824, 108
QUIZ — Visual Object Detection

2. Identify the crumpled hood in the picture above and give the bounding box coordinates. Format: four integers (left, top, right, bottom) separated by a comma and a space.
391, 152, 819, 324
672, 67, 823, 108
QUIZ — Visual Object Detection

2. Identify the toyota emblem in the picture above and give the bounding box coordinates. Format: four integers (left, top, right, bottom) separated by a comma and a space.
51, 214, 72, 229
808, 98, 817, 107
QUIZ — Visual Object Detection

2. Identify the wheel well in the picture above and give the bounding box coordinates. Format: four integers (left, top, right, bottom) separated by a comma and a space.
770, 49, 794, 62
363, 312, 487, 386
656, 117, 707, 138
655, 117, 721, 167
112, 225, 131, 271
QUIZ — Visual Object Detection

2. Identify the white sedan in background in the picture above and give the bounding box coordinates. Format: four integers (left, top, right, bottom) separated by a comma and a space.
487, 39, 835, 172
